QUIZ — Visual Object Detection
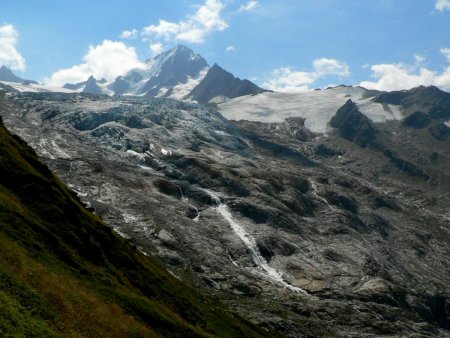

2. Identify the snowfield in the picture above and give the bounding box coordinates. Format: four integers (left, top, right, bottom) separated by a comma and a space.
218, 86, 404, 133
0, 81, 75, 94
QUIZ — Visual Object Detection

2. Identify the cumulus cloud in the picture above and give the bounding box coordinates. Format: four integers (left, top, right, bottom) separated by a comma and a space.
225, 45, 235, 52
360, 50, 450, 92
263, 58, 350, 92
48, 40, 145, 86
142, 0, 228, 44
435, 0, 450, 11
150, 42, 164, 56
120, 29, 138, 39
0, 24, 26, 72
236, 1, 258, 14
313, 58, 350, 77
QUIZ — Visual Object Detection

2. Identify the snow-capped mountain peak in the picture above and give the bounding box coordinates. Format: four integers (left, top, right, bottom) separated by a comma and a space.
57, 45, 265, 102
98, 44, 209, 98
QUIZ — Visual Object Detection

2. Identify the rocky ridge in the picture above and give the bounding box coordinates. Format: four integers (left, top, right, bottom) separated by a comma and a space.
0, 65, 38, 84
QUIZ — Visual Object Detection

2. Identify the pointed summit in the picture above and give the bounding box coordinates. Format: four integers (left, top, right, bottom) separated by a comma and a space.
62, 45, 265, 102
140, 45, 208, 97
83, 76, 103, 95
63, 75, 106, 94
0, 65, 38, 84
187, 63, 266, 104
0, 65, 25, 83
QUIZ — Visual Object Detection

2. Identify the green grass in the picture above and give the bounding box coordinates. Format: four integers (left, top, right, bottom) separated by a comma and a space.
0, 120, 269, 337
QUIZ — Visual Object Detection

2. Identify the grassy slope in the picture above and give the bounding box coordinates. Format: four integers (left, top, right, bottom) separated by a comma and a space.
0, 120, 269, 338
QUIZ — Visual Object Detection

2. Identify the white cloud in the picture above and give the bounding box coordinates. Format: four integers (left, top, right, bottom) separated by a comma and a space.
313, 58, 350, 77
263, 58, 350, 92
441, 47, 450, 61
435, 0, 450, 11
150, 42, 164, 56
48, 40, 145, 86
414, 54, 426, 64
360, 52, 450, 92
120, 29, 138, 39
263, 67, 315, 92
0, 24, 26, 72
225, 45, 235, 52
142, 0, 227, 44
236, 1, 258, 14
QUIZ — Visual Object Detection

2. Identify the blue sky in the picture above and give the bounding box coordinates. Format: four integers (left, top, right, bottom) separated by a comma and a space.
1, 0, 450, 91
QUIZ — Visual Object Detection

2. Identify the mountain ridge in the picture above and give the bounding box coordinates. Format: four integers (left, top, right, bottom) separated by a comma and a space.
61, 45, 265, 103
187, 63, 267, 104
0, 65, 38, 85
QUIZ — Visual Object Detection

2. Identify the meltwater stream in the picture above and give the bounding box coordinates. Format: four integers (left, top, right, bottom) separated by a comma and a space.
203, 189, 307, 294
177, 186, 200, 222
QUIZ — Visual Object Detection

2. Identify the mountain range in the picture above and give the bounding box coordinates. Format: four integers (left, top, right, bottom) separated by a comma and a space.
0, 44, 449, 337
62, 45, 266, 104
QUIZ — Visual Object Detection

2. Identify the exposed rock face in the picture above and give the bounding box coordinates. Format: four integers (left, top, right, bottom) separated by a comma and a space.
64, 76, 107, 94
374, 85, 450, 119
109, 76, 131, 95
403, 111, 431, 128
329, 99, 376, 146
82, 76, 104, 95
187, 63, 266, 104
0, 65, 24, 82
429, 122, 450, 141
0, 65, 38, 84
1, 86, 450, 337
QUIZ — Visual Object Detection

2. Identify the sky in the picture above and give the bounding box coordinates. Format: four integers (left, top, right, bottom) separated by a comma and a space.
1, 0, 450, 92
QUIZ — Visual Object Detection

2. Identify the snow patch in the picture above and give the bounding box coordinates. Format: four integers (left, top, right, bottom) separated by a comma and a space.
218, 87, 403, 133
160, 148, 172, 156
169, 67, 208, 100
0, 81, 75, 94
127, 149, 146, 160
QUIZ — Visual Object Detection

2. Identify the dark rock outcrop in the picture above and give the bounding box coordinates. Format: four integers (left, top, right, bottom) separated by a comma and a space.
403, 111, 431, 128
374, 85, 450, 120
83, 76, 104, 95
109, 76, 130, 95
429, 123, 450, 141
187, 63, 266, 104
330, 99, 376, 147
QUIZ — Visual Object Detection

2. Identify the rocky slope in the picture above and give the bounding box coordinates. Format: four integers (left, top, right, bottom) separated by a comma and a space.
0, 84, 449, 337
0, 96, 268, 337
